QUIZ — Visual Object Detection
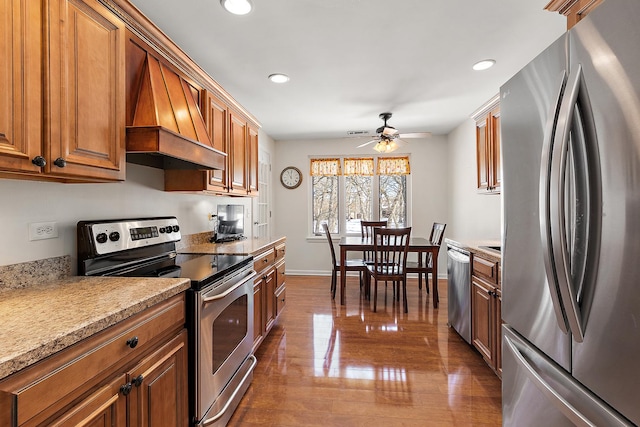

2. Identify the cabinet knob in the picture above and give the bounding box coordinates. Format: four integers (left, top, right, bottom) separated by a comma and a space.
31, 156, 46, 167
120, 382, 132, 396
126, 336, 139, 348
132, 374, 144, 387
53, 157, 67, 168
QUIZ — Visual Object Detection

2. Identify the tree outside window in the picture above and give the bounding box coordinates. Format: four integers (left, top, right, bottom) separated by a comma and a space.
311, 156, 410, 235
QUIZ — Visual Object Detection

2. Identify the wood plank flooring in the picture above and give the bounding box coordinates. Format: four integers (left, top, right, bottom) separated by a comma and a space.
228, 275, 502, 426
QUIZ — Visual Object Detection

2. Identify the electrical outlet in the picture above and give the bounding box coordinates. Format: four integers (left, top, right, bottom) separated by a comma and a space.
208, 213, 217, 221
29, 221, 59, 241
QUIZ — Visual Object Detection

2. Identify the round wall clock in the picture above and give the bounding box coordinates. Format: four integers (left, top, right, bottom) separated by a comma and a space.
280, 166, 302, 189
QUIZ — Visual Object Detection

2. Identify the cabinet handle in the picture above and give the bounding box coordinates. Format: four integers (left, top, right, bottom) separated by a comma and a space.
132, 374, 144, 387
31, 156, 46, 167
263, 258, 268, 263
53, 157, 66, 168
120, 382, 132, 396
126, 336, 139, 348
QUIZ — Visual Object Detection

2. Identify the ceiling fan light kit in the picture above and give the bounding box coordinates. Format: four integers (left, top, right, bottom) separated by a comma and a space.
220, 0, 253, 15
357, 112, 431, 153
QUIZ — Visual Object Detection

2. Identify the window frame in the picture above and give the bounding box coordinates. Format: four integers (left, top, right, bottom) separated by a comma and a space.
309, 155, 411, 237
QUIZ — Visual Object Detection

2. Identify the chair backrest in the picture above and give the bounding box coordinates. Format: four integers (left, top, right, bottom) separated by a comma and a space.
429, 222, 447, 246
372, 227, 412, 276
361, 220, 388, 262
322, 223, 338, 268
361, 220, 388, 239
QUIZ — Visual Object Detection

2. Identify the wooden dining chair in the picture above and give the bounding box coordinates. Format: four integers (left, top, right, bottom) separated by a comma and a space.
360, 220, 388, 264
322, 223, 366, 299
407, 222, 446, 293
365, 226, 411, 313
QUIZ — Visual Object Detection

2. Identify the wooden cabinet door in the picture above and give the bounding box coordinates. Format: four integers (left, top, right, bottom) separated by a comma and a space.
0, 0, 42, 174
475, 118, 490, 191
248, 125, 259, 195
471, 276, 494, 365
229, 113, 248, 194
494, 288, 502, 377
488, 107, 501, 191
46, 375, 127, 427
46, 0, 125, 181
264, 266, 276, 333
128, 330, 188, 427
253, 279, 264, 351
203, 90, 228, 191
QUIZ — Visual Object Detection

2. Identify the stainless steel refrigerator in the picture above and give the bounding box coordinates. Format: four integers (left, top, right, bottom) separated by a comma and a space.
501, 0, 640, 425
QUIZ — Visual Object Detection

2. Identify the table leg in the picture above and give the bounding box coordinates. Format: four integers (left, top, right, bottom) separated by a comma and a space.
432, 249, 439, 308
340, 246, 347, 305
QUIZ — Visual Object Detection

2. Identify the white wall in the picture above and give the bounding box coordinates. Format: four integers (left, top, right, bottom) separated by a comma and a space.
447, 119, 501, 240
272, 136, 451, 276
0, 164, 251, 271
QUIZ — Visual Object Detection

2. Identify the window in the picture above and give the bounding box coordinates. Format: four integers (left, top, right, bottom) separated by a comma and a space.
311, 156, 410, 235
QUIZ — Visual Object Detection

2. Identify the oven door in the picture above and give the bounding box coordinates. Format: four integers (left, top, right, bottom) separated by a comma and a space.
194, 267, 256, 424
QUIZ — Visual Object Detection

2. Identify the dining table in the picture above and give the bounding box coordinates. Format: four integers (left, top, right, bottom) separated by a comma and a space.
338, 236, 442, 308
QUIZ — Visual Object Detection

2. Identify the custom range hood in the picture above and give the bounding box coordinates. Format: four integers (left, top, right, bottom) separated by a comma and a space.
126, 53, 225, 170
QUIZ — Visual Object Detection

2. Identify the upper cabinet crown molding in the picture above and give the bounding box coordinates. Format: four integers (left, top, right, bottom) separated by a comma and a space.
544, 0, 604, 29
101, 0, 260, 130
471, 94, 500, 122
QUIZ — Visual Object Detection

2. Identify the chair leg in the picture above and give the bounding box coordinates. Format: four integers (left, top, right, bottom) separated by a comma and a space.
418, 272, 422, 290
425, 273, 430, 294
373, 278, 378, 312
403, 279, 408, 313
331, 270, 337, 299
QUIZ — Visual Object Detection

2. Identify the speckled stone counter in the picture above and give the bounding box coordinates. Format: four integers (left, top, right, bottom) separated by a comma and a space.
0, 275, 190, 380
179, 236, 286, 256
445, 237, 502, 263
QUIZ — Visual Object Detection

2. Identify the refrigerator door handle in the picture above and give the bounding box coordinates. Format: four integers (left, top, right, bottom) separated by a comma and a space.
503, 328, 633, 427
539, 70, 570, 334
550, 64, 601, 343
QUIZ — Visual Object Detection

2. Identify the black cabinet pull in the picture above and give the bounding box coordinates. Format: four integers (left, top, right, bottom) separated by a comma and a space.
120, 382, 132, 396
126, 336, 139, 348
53, 157, 66, 168
132, 374, 144, 387
31, 156, 46, 167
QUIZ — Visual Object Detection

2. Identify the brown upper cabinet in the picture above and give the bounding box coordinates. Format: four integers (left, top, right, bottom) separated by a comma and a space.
472, 95, 501, 194
0, 0, 125, 182
545, 0, 604, 29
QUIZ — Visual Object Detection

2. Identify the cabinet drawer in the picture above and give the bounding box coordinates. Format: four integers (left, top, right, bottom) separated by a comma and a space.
253, 248, 275, 273
275, 286, 286, 316
0, 293, 185, 426
275, 242, 286, 261
276, 260, 285, 288
472, 256, 498, 284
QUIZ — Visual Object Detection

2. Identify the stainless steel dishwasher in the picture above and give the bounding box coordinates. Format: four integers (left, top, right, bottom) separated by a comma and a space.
447, 245, 471, 344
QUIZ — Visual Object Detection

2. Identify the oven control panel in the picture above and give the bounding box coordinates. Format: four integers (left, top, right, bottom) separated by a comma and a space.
89, 217, 181, 255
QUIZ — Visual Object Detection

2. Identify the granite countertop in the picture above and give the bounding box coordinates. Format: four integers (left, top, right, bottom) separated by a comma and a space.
179, 235, 286, 256
445, 237, 502, 263
0, 276, 190, 380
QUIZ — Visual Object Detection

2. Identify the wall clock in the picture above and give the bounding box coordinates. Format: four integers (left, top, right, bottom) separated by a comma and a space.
280, 166, 302, 189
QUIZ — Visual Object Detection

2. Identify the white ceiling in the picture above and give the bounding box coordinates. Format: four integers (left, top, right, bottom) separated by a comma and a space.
128, 0, 566, 140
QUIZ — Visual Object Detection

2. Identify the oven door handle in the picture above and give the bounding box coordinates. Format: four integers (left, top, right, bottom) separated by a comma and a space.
200, 355, 258, 425
202, 271, 257, 303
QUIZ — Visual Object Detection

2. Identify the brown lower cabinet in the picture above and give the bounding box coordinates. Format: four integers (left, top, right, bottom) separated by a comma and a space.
0, 293, 188, 427
471, 254, 502, 377
252, 240, 286, 352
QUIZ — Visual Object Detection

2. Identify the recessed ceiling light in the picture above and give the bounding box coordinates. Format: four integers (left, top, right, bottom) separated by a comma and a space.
473, 59, 496, 71
268, 73, 290, 83
220, 0, 253, 15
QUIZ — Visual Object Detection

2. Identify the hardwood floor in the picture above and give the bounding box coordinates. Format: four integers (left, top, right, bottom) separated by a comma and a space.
229, 275, 502, 426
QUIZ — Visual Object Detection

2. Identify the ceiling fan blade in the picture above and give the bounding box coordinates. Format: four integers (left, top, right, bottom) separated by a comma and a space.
397, 132, 431, 139
357, 138, 379, 148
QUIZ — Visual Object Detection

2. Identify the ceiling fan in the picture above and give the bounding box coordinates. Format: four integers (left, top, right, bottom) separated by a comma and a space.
357, 112, 431, 153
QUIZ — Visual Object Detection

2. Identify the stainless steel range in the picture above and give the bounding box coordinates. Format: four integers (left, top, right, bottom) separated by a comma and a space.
77, 217, 257, 426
